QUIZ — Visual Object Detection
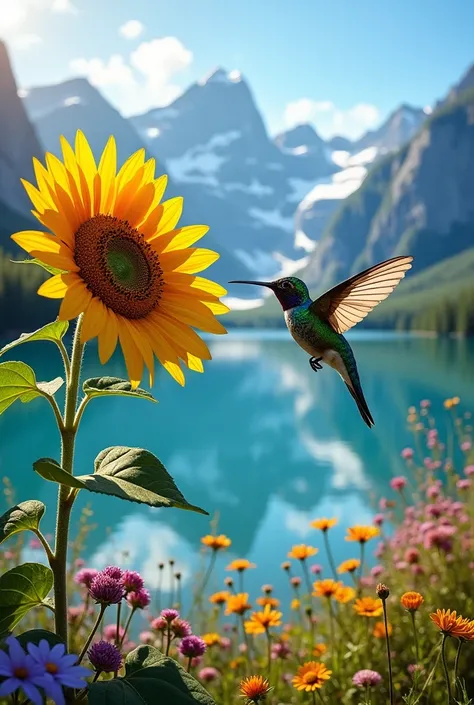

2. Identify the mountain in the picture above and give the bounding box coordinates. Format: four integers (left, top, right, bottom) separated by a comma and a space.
442, 62, 474, 105
350, 104, 426, 154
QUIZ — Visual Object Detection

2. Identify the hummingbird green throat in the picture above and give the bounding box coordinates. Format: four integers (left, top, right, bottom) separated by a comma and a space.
230, 255, 413, 428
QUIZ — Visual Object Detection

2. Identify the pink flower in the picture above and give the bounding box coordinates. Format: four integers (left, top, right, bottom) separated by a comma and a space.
199, 667, 220, 683
401, 448, 414, 460
103, 624, 125, 642
310, 564, 322, 575
360, 576, 375, 587
395, 561, 408, 570
373, 513, 384, 526
390, 476, 407, 491
461, 441, 472, 452
139, 631, 155, 644
464, 465, 474, 477
404, 548, 420, 564
371, 565, 384, 577
426, 485, 441, 499
420, 400, 431, 408
150, 617, 167, 632
457, 479, 471, 491
29, 538, 41, 550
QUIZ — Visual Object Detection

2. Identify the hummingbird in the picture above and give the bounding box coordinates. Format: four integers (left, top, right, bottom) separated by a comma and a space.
230, 255, 413, 428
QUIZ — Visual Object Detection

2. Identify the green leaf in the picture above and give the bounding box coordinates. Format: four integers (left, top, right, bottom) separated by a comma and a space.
16, 629, 64, 650
0, 361, 63, 415
12, 258, 66, 276
33, 448, 208, 515
0, 320, 69, 357
89, 647, 216, 705
33, 458, 86, 490
83, 377, 156, 403
0, 563, 53, 636
0, 501, 45, 545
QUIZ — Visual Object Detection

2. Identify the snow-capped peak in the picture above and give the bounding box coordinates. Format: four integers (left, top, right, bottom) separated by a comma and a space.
198, 67, 242, 86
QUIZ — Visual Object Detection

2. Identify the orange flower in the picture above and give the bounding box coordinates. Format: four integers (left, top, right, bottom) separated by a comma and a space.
226, 559, 256, 572
292, 662, 332, 692
334, 585, 356, 603
354, 597, 383, 617
288, 545, 318, 560
310, 518, 338, 532
312, 643, 327, 657
337, 559, 360, 574
201, 632, 221, 647
209, 591, 230, 605
313, 579, 342, 599
401, 592, 424, 612
226, 593, 252, 616
231, 657, 246, 670
244, 605, 282, 635
430, 609, 474, 638
345, 526, 380, 543
201, 534, 231, 551
291, 598, 301, 610
256, 596, 281, 608
373, 621, 393, 638
239, 675, 272, 702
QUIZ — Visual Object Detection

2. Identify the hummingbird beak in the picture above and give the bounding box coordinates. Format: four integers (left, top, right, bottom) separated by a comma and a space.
229, 280, 275, 289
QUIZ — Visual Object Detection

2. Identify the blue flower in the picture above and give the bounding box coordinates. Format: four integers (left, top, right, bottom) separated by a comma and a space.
0, 636, 44, 705
27, 639, 90, 705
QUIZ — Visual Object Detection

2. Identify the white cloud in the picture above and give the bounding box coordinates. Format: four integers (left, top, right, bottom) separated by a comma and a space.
69, 36, 193, 115
284, 98, 380, 140
11, 32, 42, 49
51, 0, 77, 13
0, 0, 27, 31
119, 19, 144, 40
0, 0, 76, 34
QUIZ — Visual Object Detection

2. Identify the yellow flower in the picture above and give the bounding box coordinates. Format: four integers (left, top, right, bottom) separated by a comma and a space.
292, 662, 332, 692
244, 605, 282, 635
312, 579, 342, 599
239, 675, 272, 702
345, 526, 380, 543
400, 592, 424, 612
310, 518, 337, 531
226, 559, 256, 572
337, 559, 360, 574
288, 545, 318, 560
354, 597, 383, 617
256, 596, 280, 608
201, 534, 231, 551
13, 131, 228, 388
373, 621, 392, 638
312, 643, 327, 657
334, 585, 356, 603
209, 591, 230, 605
225, 593, 252, 616
201, 632, 221, 647
291, 598, 301, 610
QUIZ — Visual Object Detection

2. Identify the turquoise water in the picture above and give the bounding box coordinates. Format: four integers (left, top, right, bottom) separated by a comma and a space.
1, 330, 473, 613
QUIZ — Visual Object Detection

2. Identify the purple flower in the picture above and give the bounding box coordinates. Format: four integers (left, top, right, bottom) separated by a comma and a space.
0, 637, 44, 705
390, 476, 407, 491
89, 572, 124, 605
103, 624, 125, 642
171, 618, 192, 638
27, 639, 90, 705
121, 570, 144, 593
401, 448, 414, 460
127, 588, 151, 610
102, 565, 123, 580
74, 568, 99, 588
310, 564, 322, 575
160, 608, 179, 623
150, 616, 167, 632
88, 641, 122, 673
178, 636, 207, 658
220, 637, 232, 650
271, 642, 291, 659
199, 667, 220, 682
352, 669, 383, 687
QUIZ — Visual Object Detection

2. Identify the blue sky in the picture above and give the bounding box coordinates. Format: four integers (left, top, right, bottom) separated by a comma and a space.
1, 0, 474, 139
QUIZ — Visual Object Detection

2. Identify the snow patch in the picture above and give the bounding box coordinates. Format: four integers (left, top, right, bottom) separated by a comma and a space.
349, 146, 378, 166
224, 180, 274, 197
167, 131, 241, 185
147, 127, 160, 138
199, 68, 240, 86
295, 228, 317, 252
331, 150, 351, 168
18, 88, 29, 98
64, 96, 81, 107
299, 165, 368, 209
249, 207, 294, 232
287, 177, 325, 203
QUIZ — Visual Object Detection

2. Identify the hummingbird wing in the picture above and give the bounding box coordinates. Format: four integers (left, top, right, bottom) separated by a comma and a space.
310, 255, 413, 334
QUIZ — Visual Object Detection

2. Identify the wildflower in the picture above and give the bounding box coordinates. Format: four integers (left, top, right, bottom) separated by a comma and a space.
13, 132, 227, 387
89, 572, 124, 605
288, 545, 318, 560
271, 642, 291, 659
401, 592, 424, 612
371, 565, 384, 577
401, 448, 414, 460
209, 591, 230, 605
292, 662, 332, 691
150, 617, 167, 631
312, 643, 327, 657
201, 534, 231, 551
310, 564, 322, 575
405, 548, 420, 564
160, 608, 180, 622
121, 570, 144, 593
171, 618, 192, 638
74, 568, 99, 588
178, 636, 207, 658
291, 598, 300, 610
239, 675, 272, 702
224, 577, 234, 587
26, 639, 89, 705
199, 667, 220, 682
102, 566, 123, 580
127, 588, 151, 609
373, 621, 392, 638
390, 476, 407, 491
201, 633, 221, 647
0, 637, 45, 705
313, 579, 342, 598
103, 624, 125, 642
354, 597, 383, 617
376, 583, 390, 600
226, 593, 252, 616
281, 561, 291, 571
337, 559, 360, 574
244, 605, 282, 634
334, 585, 356, 603
461, 441, 472, 452
373, 513, 385, 526
290, 576, 301, 587
310, 518, 337, 531
464, 465, 474, 476
88, 641, 122, 673
352, 669, 382, 687
139, 631, 155, 644
430, 609, 474, 638
226, 559, 256, 572
345, 526, 380, 543
256, 596, 280, 608
457, 479, 471, 490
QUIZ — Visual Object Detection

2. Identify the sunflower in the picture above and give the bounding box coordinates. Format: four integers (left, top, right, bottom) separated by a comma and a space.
239, 675, 272, 702
201, 632, 221, 647
244, 605, 282, 634
225, 593, 252, 616
292, 662, 332, 691
13, 131, 228, 388
201, 535, 231, 551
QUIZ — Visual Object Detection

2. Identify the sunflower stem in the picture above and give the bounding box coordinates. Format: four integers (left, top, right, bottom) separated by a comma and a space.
441, 634, 452, 703
52, 316, 84, 646
57, 338, 71, 382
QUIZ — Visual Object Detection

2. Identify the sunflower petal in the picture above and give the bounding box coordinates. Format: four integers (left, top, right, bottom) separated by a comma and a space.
140, 204, 164, 240
58, 275, 92, 320
98, 310, 118, 364
11, 230, 69, 255
203, 300, 230, 315
141, 158, 156, 185
160, 297, 227, 335
116, 148, 145, 189
117, 318, 144, 389
37, 273, 70, 299
60, 135, 80, 180
45, 152, 70, 195
125, 319, 155, 387
155, 225, 210, 252
35, 209, 74, 248
120, 182, 156, 228
155, 197, 183, 236
149, 311, 212, 360
166, 273, 228, 297
81, 297, 108, 343
142, 174, 168, 221
75, 129, 97, 186
98, 136, 117, 213
54, 184, 82, 234
21, 179, 51, 214
142, 319, 185, 386
160, 248, 219, 274
186, 354, 204, 373
32, 158, 56, 204
114, 166, 145, 219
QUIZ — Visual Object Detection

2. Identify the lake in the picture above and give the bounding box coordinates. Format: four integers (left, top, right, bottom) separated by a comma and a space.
1, 330, 473, 615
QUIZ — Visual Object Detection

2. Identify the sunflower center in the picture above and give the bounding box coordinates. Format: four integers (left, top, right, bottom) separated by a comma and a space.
74, 214, 164, 319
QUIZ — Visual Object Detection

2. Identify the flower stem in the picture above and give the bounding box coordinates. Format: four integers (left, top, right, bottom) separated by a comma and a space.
266, 628, 272, 674
441, 634, 452, 703
52, 317, 84, 646
115, 603, 122, 647
120, 607, 137, 647
187, 656, 192, 672
382, 598, 393, 705
358, 542, 366, 593
188, 551, 217, 619
323, 531, 338, 581
410, 611, 420, 663
78, 603, 107, 664
166, 624, 172, 656
454, 639, 463, 692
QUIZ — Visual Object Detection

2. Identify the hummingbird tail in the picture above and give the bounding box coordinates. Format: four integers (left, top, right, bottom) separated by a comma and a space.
345, 382, 374, 429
